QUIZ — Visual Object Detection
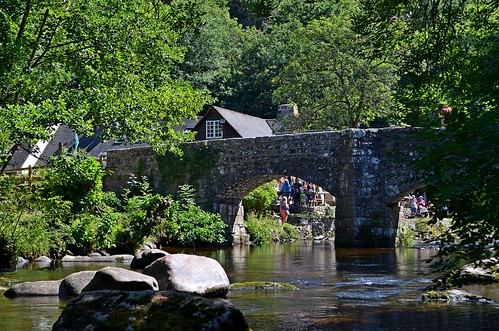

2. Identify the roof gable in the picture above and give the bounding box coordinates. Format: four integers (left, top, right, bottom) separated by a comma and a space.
194, 106, 273, 138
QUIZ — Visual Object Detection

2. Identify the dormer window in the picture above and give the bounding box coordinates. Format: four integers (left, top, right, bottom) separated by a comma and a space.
206, 120, 223, 139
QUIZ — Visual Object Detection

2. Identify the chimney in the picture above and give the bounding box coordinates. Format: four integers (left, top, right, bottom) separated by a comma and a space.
277, 104, 298, 118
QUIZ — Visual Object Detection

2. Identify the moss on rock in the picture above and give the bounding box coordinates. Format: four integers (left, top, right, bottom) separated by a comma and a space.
230, 281, 298, 291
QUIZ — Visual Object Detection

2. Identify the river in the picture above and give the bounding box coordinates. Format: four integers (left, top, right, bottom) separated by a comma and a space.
1, 240, 498, 330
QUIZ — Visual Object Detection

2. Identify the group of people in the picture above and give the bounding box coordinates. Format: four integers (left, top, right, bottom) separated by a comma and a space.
279, 178, 318, 207
278, 177, 320, 223
405, 194, 431, 218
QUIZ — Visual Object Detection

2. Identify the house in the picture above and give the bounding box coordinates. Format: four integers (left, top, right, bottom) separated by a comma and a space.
3, 107, 274, 171
193, 106, 273, 140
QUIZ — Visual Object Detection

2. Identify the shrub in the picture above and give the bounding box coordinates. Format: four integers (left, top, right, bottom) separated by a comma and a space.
245, 212, 275, 245
243, 181, 278, 216
164, 203, 227, 246
397, 224, 415, 247
281, 222, 300, 241
117, 182, 227, 250
42, 151, 106, 212
69, 211, 122, 253
0, 176, 71, 267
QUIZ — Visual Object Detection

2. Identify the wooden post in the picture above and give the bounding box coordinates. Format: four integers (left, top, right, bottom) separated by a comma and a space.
28, 165, 33, 190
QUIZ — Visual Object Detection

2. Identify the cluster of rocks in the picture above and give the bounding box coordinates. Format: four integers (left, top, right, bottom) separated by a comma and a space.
3, 249, 250, 331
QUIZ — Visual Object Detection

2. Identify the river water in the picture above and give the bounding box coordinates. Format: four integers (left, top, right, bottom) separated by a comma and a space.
1, 240, 498, 330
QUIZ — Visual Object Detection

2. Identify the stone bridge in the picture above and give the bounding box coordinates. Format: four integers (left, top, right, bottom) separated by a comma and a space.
104, 127, 423, 248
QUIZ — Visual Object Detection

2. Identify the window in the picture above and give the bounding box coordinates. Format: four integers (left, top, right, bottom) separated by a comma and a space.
206, 120, 223, 139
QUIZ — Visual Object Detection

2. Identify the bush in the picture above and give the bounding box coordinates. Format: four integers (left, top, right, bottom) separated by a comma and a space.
160, 202, 227, 247
42, 151, 106, 212
243, 181, 278, 216
397, 224, 415, 247
281, 223, 300, 241
0, 176, 71, 267
115, 183, 227, 250
68, 211, 122, 254
245, 213, 276, 245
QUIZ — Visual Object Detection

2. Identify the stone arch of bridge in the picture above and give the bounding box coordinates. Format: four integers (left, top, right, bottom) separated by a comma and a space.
199, 168, 342, 246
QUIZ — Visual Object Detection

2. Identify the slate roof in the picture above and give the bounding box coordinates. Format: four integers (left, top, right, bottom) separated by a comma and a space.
194, 106, 273, 138
5, 124, 122, 170
173, 117, 202, 132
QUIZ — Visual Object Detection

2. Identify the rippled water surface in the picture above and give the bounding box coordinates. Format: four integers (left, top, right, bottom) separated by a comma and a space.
1, 241, 498, 330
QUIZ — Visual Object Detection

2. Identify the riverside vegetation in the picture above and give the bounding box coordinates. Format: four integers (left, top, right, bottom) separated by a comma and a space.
0, 152, 298, 270
0, 151, 228, 270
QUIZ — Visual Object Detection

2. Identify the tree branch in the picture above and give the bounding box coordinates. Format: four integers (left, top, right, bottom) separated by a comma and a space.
16, 0, 32, 41
28, 8, 50, 68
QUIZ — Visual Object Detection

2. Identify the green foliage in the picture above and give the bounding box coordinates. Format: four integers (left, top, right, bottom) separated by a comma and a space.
68, 211, 121, 253
245, 212, 298, 245
157, 185, 227, 247
242, 181, 278, 216
354, 0, 499, 126
171, 0, 244, 102
119, 180, 227, 250
161, 202, 227, 247
0, 0, 210, 169
414, 108, 499, 287
156, 142, 219, 192
42, 151, 105, 212
0, 175, 71, 268
176, 184, 196, 209
245, 213, 275, 245
281, 222, 299, 241
274, 17, 401, 131
116, 191, 171, 253
396, 224, 415, 247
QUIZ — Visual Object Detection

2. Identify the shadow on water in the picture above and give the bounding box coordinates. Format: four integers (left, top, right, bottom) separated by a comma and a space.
1, 241, 499, 330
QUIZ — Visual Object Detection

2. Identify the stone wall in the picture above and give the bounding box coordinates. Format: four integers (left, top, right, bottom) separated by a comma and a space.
104, 127, 422, 248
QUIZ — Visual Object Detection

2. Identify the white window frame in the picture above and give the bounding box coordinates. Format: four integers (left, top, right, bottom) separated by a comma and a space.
206, 120, 223, 139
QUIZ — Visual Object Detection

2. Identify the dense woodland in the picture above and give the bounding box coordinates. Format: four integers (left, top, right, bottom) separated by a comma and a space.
0, 1, 498, 287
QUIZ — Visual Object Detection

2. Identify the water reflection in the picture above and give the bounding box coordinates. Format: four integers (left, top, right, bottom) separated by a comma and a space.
1, 241, 498, 331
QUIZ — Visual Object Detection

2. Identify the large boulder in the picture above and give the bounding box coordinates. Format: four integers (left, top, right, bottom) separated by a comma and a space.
130, 249, 170, 269
3, 280, 62, 298
82, 267, 158, 292
60, 270, 97, 297
143, 254, 230, 297
52, 290, 250, 331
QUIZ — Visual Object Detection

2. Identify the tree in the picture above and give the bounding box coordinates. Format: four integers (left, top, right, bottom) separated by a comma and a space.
415, 108, 498, 287
273, 17, 401, 131
171, 0, 245, 106
354, 0, 499, 125
356, 0, 499, 286
0, 0, 211, 172
243, 180, 278, 216
221, 0, 361, 118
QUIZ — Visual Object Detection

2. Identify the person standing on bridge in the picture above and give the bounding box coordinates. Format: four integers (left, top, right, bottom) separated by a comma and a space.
280, 197, 290, 223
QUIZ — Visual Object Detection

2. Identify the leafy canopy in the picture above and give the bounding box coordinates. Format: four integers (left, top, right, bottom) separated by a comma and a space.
274, 17, 401, 131
0, 0, 211, 168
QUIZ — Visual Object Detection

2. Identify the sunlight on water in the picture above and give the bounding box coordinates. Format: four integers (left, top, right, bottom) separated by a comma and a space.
1, 241, 498, 331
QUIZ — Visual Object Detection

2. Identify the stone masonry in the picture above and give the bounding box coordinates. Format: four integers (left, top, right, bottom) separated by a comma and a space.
104, 127, 423, 248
